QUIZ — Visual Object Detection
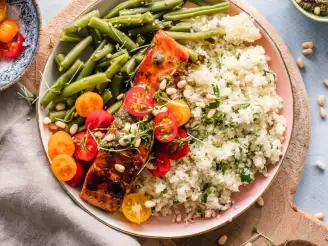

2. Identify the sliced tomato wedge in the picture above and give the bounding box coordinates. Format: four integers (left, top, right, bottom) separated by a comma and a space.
161, 128, 190, 160
154, 112, 178, 143
85, 109, 114, 132
148, 152, 171, 177
66, 161, 87, 187
124, 87, 155, 117
73, 132, 98, 162
0, 33, 24, 58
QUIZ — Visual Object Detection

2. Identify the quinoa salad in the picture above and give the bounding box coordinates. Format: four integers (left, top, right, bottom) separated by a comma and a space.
136, 13, 286, 222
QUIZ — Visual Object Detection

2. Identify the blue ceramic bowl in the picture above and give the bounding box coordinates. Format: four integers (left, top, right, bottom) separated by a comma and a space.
0, 0, 41, 91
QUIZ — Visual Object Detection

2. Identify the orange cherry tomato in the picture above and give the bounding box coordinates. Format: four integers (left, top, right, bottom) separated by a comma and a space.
75, 92, 104, 117
122, 193, 152, 224
48, 131, 75, 160
0, 20, 18, 43
0, 0, 7, 23
167, 99, 191, 127
51, 154, 77, 181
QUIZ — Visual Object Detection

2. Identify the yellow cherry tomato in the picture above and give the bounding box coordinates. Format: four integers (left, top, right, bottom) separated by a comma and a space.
0, 0, 7, 23
75, 92, 104, 117
122, 193, 152, 224
48, 131, 75, 160
0, 20, 18, 43
51, 154, 77, 181
167, 99, 191, 127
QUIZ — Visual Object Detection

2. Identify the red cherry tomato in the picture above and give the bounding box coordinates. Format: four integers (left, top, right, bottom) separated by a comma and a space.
154, 112, 178, 143
125, 87, 154, 117
73, 132, 98, 162
161, 128, 190, 160
85, 109, 114, 132
66, 161, 87, 187
0, 33, 24, 58
148, 152, 171, 177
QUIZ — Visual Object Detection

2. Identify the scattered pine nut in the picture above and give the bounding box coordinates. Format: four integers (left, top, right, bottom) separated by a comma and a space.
314, 6, 321, 16
166, 87, 177, 95
69, 124, 79, 135
114, 164, 125, 172
316, 160, 326, 171
218, 235, 228, 245
318, 95, 325, 106
314, 212, 325, 220
55, 121, 66, 129
297, 58, 304, 69
55, 103, 66, 111
207, 109, 216, 118
183, 89, 193, 99
43, 117, 52, 125
170, 93, 178, 100
103, 133, 115, 142
324, 80, 328, 87
144, 200, 156, 208
302, 41, 314, 49
48, 123, 59, 131
256, 196, 264, 207
303, 48, 313, 56
124, 122, 131, 132
320, 107, 327, 119
160, 79, 167, 90
135, 137, 141, 148
245, 243, 253, 246
177, 80, 187, 89
116, 93, 124, 100
196, 102, 206, 108
119, 137, 129, 146
206, 93, 217, 101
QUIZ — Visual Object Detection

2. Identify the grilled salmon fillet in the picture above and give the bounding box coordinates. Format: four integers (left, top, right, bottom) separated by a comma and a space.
80, 30, 189, 212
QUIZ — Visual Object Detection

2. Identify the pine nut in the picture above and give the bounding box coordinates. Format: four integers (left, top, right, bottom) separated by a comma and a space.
316, 160, 326, 170
302, 41, 314, 49
170, 93, 178, 100
218, 235, 228, 245
320, 107, 327, 119
256, 196, 264, 207
196, 102, 206, 108
43, 117, 52, 125
314, 6, 321, 16
177, 80, 187, 89
55, 121, 66, 129
103, 133, 115, 142
48, 123, 58, 131
295, 0, 301, 3
206, 93, 217, 101
245, 243, 253, 246
303, 48, 313, 56
318, 95, 325, 106
166, 87, 177, 95
183, 89, 193, 99
160, 79, 167, 90
55, 103, 66, 111
69, 124, 79, 135
114, 164, 125, 172
314, 212, 325, 220
145, 200, 156, 208
324, 80, 328, 87
124, 122, 131, 132
135, 137, 141, 148
297, 58, 304, 69
116, 93, 124, 100
207, 109, 216, 118
130, 124, 138, 134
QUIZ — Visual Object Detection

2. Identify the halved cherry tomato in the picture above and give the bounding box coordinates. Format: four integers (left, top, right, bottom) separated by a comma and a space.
73, 132, 98, 162
154, 112, 178, 143
0, 0, 7, 23
0, 20, 18, 43
125, 87, 154, 117
148, 152, 171, 177
122, 193, 152, 224
51, 154, 77, 181
167, 99, 191, 127
161, 128, 190, 160
85, 109, 114, 132
0, 33, 24, 58
48, 131, 75, 160
66, 161, 87, 187
75, 92, 104, 117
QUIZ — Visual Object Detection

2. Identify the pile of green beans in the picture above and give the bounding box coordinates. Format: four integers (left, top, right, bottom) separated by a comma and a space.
40, 0, 230, 129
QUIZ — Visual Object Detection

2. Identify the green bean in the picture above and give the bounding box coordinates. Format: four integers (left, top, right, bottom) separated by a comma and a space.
49, 110, 68, 122
181, 45, 201, 63
77, 40, 107, 81
104, 0, 146, 19
107, 100, 123, 114
106, 12, 154, 25
136, 35, 146, 46
135, 54, 144, 63
96, 82, 108, 94
166, 30, 224, 40
88, 26, 103, 48
102, 90, 113, 104
168, 23, 192, 32
128, 21, 172, 36
78, 125, 86, 133
63, 10, 100, 33
41, 59, 84, 107
153, 10, 169, 19
47, 102, 57, 111
55, 54, 65, 70
88, 17, 138, 51
121, 57, 137, 75
97, 50, 129, 68
60, 33, 83, 42
69, 117, 85, 128
111, 75, 124, 101
105, 53, 130, 79
188, 0, 209, 6
119, 0, 183, 16
66, 96, 76, 107
59, 36, 93, 72
62, 73, 110, 97
91, 43, 114, 62
64, 106, 76, 122
52, 95, 66, 104
111, 49, 128, 59
163, 2, 229, 21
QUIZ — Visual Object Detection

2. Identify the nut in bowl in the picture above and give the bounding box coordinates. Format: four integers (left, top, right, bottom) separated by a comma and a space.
0, 0, 41, 91
37, 0, 293, 238
291, 0, 328, 22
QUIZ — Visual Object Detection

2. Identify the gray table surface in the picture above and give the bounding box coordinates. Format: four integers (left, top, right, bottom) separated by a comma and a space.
37, 0, 328, 224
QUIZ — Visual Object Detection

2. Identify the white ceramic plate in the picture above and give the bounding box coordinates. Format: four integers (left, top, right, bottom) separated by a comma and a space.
37, 0, 294, 238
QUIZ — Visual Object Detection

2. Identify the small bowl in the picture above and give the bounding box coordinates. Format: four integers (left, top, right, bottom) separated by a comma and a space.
290, 0, 328, 22
0, 0, 41, 91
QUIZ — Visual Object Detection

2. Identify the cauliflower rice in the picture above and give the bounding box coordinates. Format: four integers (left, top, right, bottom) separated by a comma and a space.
137, 13, 286, 221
